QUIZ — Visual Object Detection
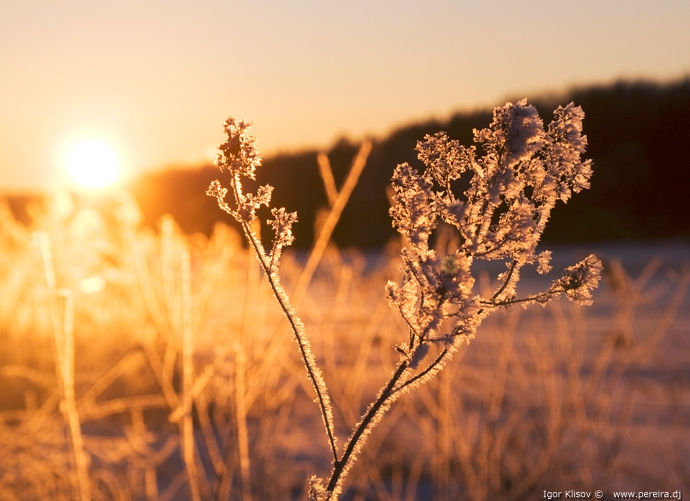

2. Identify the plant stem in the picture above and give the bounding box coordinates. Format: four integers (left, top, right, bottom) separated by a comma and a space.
238, 213, 339, 464
492, 260, 518, 301
325, 360, 409, 498
394, 349, 448, 395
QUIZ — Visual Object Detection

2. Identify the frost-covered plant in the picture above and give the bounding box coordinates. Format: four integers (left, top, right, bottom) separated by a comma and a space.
207, 118, 338, 464
207, 100, 603, 500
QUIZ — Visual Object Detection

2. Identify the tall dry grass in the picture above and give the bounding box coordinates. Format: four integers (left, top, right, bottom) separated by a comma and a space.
2, 106, 690, 498
1, 186, 688, 500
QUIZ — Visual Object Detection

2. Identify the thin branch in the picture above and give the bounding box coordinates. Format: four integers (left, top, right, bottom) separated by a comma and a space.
235, 202, 339, 463
481, 289, 558, 308
492, 259, 519, 300
396, 303, 419, 342
325, 360, 409, 498
393, 348, 449, 395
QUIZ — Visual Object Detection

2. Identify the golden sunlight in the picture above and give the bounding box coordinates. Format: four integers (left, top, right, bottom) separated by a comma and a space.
66, 140, 121, 190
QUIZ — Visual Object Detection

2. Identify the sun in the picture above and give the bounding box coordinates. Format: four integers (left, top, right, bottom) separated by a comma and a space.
66, 140, 121, 190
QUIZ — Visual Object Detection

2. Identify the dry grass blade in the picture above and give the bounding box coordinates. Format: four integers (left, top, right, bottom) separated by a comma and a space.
317, 152, 338, 208
234, 343, 252, 501
36, 232, 91, 501
293, 140, 372, 305
180, 244, 202, 501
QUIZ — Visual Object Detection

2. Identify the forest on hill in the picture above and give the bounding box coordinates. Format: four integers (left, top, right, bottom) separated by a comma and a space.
10, 78, 688, 248
127, 77, 690, 248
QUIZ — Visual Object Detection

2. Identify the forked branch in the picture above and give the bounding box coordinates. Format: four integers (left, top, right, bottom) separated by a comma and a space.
208, 101, 603, 499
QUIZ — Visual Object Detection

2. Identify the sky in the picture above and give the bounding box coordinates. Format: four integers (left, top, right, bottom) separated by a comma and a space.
1, 0, 689, 192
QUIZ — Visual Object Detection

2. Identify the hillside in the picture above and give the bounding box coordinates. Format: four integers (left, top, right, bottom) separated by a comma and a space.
89, 77, 690, 246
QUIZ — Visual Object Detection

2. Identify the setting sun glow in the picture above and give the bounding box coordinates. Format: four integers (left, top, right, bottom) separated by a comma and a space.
67, 140, 121, 190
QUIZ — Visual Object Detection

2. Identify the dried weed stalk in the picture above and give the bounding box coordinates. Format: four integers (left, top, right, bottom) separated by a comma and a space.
208, 100, 603, 499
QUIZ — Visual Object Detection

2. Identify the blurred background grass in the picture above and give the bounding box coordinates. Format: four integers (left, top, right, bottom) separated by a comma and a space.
1, 162, 688, 499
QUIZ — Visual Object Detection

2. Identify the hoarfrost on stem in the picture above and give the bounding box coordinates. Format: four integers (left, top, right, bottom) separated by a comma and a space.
387, 98, 602, 357
206, 117, 339, 468
207, 98, 603, 501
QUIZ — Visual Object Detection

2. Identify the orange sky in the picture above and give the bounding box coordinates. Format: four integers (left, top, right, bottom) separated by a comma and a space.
1, 0, 689, 191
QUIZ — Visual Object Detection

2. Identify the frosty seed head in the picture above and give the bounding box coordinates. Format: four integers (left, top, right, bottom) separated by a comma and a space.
387, 99, 602, 358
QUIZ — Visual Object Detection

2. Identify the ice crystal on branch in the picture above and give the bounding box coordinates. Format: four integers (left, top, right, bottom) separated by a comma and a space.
217, 117, 261, 179
207, 117, 272, 225
207, 118, 296, 263
552, 254, 604, 306
536, 250, 553, 275
388, 99, 602, 358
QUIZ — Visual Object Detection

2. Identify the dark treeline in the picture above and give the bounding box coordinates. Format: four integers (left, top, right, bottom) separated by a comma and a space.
105, 77, 690, 247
